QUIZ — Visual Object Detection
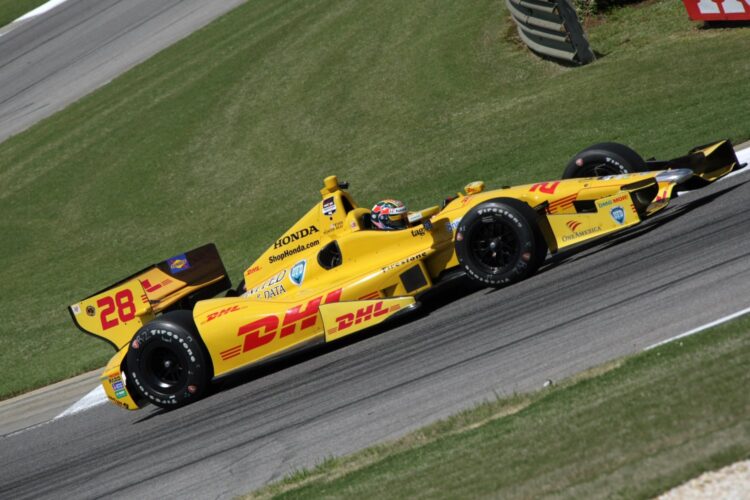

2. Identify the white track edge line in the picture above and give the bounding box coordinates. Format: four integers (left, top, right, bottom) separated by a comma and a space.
0, 0, 71, 38
645, 307, 750, 351
54, 385, 107, 419
16, 0, 70, 22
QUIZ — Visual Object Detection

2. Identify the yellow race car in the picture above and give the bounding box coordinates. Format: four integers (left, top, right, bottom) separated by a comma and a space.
69, 140, 742, 410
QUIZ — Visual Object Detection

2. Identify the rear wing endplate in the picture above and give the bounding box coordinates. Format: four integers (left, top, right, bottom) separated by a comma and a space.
69, 243, 231, 350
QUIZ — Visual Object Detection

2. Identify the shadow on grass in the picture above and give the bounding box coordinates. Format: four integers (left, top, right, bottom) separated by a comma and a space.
699, 21, 750, 30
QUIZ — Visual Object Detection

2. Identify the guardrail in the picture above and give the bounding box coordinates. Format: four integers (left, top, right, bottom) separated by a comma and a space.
506, 0, 595, 65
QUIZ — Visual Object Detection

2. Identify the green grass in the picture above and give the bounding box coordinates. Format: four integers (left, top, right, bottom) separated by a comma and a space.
247, 316, 750, 499
0, 0, 749, 399
0, 0, 48, 28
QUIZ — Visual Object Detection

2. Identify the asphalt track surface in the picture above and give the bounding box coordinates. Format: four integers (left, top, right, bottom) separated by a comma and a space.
0, 0, 245, 143
0, 167, 747, 497
2, 3, 750, 499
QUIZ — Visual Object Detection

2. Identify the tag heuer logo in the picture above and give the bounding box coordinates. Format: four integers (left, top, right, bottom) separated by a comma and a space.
290, 260, 307, 286
610, 206, 626, 225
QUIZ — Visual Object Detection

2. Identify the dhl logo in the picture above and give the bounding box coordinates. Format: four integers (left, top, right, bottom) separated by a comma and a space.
220, 288, 342, 360
140, 277, 173, 294
206, 305, 241, 322
334, 301, 390, 333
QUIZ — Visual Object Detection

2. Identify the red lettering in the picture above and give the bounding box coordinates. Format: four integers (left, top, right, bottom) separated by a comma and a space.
280, 289, 342, 337
529, 182, 560, 194
236, 288, 342, 353
335, 301, 387, 332
373, 301, 388, 317
355, 305, 374, 325
326, 288, 343, 303
98, 296, 117, 330
239, 316, 279, 352
336, 313, 355, 332
280, 297, 323, 337
140, 278, 172, 293
207, 305, 241, 322
141, 279, 161, 293
115, 290, 136, 322
97, 289, 135, 330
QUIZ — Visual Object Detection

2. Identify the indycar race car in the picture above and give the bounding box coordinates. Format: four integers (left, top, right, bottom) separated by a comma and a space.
69, 139, 743, 410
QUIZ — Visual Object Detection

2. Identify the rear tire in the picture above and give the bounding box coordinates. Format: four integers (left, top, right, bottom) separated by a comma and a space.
562, 142, 646, 179
455, 199, 547, 287
126, 311, 211, 409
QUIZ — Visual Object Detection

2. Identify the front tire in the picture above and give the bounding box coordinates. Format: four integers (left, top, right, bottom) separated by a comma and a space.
562, 142, 646, 179
455, 199, 547, 287
126, 311, 211, 409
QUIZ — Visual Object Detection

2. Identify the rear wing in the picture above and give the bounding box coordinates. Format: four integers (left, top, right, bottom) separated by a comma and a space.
69, 243, 231, 350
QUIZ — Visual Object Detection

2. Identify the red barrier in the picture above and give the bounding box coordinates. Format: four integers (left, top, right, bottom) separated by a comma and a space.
682, 0, 750, 20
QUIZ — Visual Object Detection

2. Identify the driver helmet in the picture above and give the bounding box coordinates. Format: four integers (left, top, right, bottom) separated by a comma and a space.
371, 199, 408, 230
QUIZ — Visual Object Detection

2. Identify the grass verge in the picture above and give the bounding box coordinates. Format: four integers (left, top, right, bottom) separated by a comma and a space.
0, 0, 749, 398
0, 0, 48, 28
246, 315, 750, 499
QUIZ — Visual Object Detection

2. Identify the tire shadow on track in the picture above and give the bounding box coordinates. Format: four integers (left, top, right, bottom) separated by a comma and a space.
133, 276, 486, 422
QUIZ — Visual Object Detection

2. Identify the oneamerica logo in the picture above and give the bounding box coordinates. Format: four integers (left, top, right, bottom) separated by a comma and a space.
561, 226, 602, 242
274, 225, 319, 249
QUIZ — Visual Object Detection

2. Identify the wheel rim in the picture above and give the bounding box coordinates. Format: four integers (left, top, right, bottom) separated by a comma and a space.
468, 217, 520, 274
143, 346, 187, 393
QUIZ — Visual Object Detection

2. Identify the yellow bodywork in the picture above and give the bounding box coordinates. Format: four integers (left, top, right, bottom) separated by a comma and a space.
99, 347, 140, 410
70, 139, 742, 410
190, 173, 671, 380
70, 278, 155, 351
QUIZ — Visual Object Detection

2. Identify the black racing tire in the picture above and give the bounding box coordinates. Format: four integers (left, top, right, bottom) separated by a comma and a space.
562, 142, 646, 179
455, 198, 547, 287
126, 310, 212, 409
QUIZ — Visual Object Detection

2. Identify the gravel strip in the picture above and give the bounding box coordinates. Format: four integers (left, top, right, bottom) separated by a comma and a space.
658, 460, 750, 499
